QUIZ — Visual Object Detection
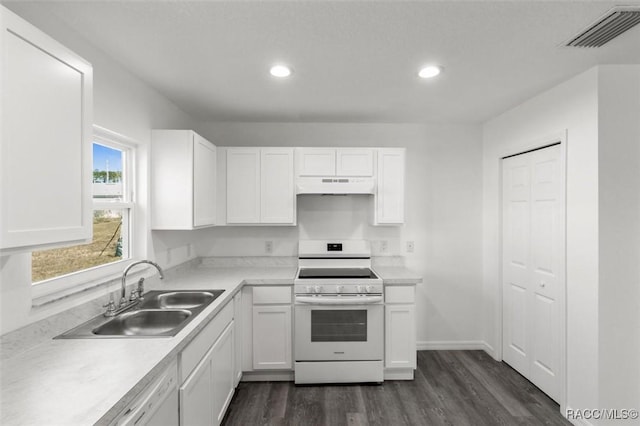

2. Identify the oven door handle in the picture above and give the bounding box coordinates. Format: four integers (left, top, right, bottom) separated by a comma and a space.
295, 296, 383, 305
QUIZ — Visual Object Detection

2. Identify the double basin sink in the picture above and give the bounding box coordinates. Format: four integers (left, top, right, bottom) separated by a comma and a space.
56, 290, 224, 339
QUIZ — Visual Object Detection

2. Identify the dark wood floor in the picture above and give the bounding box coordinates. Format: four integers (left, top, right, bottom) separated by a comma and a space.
221, 351, 571, 426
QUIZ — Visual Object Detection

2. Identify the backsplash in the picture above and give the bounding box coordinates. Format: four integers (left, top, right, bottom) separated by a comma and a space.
200, 256, 297, 268
194, 195, 405, 258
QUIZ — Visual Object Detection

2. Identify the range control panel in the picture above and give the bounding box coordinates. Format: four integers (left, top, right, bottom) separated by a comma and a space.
327, 243, 343, 251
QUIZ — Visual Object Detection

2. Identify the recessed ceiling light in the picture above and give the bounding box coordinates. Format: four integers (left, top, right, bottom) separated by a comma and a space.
418, 65, 442, 79
270, 64, 292, 78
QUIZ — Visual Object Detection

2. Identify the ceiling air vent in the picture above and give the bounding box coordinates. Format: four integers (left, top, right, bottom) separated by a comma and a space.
565, 6, 640, 47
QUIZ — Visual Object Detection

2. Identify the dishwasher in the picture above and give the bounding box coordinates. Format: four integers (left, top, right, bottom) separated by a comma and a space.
112, 360, 179, 426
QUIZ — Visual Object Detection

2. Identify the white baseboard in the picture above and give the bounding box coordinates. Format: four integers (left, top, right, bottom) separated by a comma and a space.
240, 371, 294, 382
417, 340, 490, 351
482, 341, 497, 358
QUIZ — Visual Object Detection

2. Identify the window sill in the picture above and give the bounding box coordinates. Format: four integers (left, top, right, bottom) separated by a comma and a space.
31, 260, 150, 308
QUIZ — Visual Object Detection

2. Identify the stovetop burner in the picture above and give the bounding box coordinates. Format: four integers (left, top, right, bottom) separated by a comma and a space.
297, 268, 378, 280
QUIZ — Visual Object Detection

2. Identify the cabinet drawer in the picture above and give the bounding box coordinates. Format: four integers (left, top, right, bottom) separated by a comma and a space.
253, 286, 291, 304
180, 301, 233, 382
385, 286, 415, 304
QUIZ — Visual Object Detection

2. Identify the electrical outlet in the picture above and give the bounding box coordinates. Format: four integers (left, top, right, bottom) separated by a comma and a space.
265, 241, 273, 254
406, 241, 415, 253
380, 240, 388, 253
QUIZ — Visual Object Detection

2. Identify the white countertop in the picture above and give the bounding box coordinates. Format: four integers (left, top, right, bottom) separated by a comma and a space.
0, 264, 420, 426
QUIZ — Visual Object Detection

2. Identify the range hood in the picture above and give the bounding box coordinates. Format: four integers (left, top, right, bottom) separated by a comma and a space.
296, 176, 376, 195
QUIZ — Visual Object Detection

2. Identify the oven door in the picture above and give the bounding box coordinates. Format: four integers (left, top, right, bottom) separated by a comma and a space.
294, 296, 383, 361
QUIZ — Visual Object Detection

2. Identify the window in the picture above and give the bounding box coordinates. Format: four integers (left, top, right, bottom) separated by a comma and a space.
31, 127, 136, 293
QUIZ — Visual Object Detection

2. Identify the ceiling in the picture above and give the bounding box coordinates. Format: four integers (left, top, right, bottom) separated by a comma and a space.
6, 0, 640, 124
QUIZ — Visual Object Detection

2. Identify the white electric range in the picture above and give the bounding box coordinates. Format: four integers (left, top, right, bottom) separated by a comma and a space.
294, 240, 384, 384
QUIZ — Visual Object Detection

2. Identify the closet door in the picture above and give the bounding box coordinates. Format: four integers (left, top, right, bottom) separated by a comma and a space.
502, 144, 562, 402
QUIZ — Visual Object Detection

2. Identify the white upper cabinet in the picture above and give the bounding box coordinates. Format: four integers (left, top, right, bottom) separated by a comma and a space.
374, 148, 405, 225
226, 147, 295, 225
296, 148, 374, 177
226, 148, 261, 224
151, 130, 217, 229
261, 149, 295, 223
193, 133, 217, 227
336, 148, 374, 176
296, 148, 336, 176
0, 7, 93, 253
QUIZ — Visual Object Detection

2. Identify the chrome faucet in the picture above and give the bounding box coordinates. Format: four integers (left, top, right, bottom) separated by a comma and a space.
104, 260, 164, 317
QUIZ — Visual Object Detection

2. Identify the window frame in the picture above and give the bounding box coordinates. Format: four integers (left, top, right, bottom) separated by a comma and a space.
31, 125, 140, 301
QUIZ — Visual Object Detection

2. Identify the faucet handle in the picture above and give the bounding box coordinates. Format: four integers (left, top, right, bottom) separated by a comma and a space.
103, 299, 117, 317
129, 288, 139, 302
137, 277, 145, 301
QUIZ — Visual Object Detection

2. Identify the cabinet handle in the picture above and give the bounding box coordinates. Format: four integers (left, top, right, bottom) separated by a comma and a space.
133, 410, 146, 425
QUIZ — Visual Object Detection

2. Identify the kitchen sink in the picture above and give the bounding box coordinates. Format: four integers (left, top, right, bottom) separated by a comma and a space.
55, 289, 224, 339
92, 309, 192, 336
139, 290, 221, 310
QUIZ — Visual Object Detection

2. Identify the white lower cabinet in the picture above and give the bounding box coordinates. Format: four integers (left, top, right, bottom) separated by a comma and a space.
252, 286, 293, 370
210, 323, 235, 424
179, 301, 236, 426
252, 305, 292, 370
233, 291, 243, 386
180, 353, 214, 426
239, 286, 293, 376
384, 286, 417, 378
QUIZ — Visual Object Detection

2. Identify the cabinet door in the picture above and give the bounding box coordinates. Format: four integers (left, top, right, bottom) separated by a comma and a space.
226, 148, 260, 223
233, 292, 243, 385
193, 133, 217, 227
1, 7, 93, 251
261, 148, 295, 223
385, 304, 416, 369
295, 148, 336, 176
211, 323, 235, 425
336, 148, 374, 176
180, 349, 214, 426
252, 305, 292, 370
376, 148, 405, 224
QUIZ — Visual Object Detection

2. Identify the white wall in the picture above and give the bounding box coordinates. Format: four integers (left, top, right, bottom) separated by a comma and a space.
194, 122, 484, 347
0, 6, 199, 334
596, 66, 640, 423
482, 65, 640, 420
483, 67, 600, 415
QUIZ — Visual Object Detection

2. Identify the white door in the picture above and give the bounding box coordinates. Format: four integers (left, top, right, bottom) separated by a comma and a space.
193, 133, 216, 227
261, 148, 295, 223
502, 144, 563, 402
226, 148, 260, 223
